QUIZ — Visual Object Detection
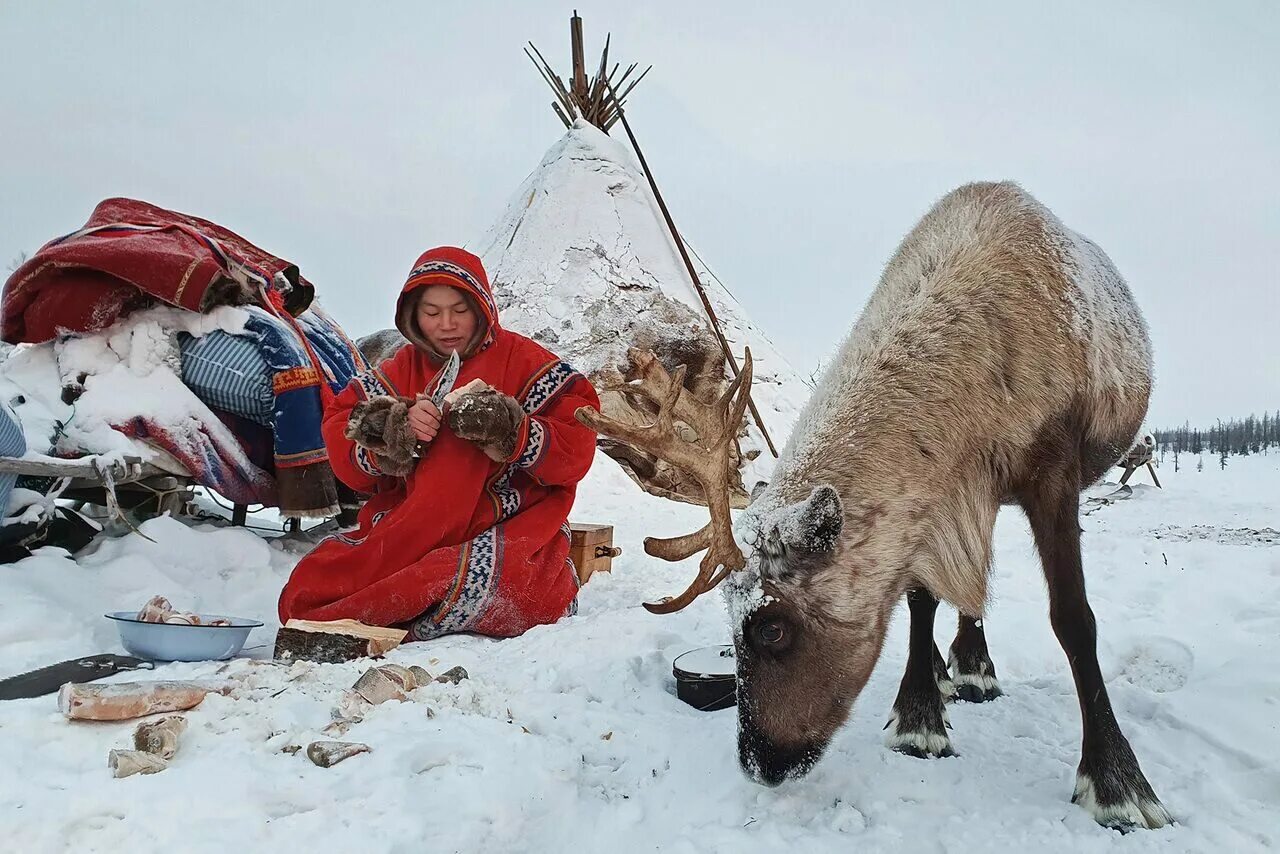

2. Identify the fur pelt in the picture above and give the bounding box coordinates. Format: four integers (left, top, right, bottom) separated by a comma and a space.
446, 389, 525, 462
345, 395, 417, 477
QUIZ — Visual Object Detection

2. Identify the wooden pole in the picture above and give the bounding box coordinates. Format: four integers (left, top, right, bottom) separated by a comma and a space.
604, 81, 779, 458
570, 12, 588, 108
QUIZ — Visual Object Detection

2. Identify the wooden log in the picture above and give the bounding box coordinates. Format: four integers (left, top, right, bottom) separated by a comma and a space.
0, 454, 157, 482
352, 668, 407, 705
351, 664, 433, 704
273, 619, 408, 664
109, 749, 169, 778
306, 740, 370, 768
59, 681, 213, 721
133, 715, 188, 759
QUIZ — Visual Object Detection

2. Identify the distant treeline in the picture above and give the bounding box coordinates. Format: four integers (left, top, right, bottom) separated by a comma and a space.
1151, 413, 1278, 466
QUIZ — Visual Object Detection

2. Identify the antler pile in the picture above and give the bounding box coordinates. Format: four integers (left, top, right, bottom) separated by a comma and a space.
576, 348, 753, 613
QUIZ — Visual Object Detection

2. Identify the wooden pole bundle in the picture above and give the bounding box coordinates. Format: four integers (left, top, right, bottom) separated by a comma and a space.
525, 13, 651, 132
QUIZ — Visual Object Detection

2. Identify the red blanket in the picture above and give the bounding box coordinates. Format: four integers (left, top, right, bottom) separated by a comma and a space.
3, 197, 313, 345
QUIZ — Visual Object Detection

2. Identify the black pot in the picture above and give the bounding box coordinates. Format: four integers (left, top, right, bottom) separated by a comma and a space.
673, 644, 737, 712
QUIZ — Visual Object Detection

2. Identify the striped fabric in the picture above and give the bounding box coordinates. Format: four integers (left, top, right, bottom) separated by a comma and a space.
177, 331, 275, 426
0, 402, 28, 517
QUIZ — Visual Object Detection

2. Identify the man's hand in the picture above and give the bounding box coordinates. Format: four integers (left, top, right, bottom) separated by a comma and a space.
408, 397, 442, 445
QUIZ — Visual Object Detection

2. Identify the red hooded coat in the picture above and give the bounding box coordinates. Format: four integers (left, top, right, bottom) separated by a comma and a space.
277, 247, 600, 639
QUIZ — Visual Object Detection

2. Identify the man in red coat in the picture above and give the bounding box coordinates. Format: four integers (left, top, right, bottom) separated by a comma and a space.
278, 247, 600, 640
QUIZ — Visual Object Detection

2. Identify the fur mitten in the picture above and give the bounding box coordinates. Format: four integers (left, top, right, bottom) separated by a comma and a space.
345, 395, 417, 476
446, 389, 526, 462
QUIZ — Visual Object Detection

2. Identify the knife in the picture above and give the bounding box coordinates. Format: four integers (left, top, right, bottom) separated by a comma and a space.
430, 349, 463, 411
414, 350, 461, 457
0, 653, 154, 701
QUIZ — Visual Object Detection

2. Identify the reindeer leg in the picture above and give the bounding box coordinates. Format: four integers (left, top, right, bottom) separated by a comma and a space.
949, 615, 1002, 703
885, 588, 954, 758
1021, 453, 1171, 830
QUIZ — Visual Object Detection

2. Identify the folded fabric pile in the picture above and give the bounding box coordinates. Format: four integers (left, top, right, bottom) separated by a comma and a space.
0, 198, 366, 519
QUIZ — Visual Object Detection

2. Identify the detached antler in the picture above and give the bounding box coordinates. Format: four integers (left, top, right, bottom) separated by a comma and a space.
576, 348, 754, 613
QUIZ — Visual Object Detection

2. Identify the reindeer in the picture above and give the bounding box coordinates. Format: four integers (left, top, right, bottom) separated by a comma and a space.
576, 181, 1170, 830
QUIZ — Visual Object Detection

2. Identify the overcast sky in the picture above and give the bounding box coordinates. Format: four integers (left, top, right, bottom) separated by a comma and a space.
2, 2, 1276, 427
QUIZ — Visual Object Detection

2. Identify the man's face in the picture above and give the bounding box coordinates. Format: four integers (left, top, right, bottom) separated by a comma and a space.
415, 285, 479, 355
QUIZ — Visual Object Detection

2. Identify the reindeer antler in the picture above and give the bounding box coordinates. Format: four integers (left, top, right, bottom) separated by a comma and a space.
576, 348, 754, 613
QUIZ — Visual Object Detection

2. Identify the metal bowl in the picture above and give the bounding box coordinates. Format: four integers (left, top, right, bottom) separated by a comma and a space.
105, 612, 263, 662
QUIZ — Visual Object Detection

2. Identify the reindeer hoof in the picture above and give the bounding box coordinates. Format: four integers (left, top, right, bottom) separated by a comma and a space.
891, 739, 956, 760
884, 711, 956, 759
953, 672, 1003, 704
1073, 771, 1173, 830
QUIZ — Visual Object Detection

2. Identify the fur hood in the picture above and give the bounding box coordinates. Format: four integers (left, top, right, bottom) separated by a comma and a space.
395, 246, 500, 362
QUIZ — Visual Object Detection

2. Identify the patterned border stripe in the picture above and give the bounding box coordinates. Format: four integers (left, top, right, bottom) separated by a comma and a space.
406, 260, 499, 322
272, 366, 322, 395
327, 509, 389, 547
350, 368, 391, 401
410, 525, 507, 640
490, 467, 522, 520
519, 360, 581, 416
516, 418, 546, 470
354, 445, 380, 477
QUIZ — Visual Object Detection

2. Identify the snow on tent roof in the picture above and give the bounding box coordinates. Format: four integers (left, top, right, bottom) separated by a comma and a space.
473, 119, 808, 504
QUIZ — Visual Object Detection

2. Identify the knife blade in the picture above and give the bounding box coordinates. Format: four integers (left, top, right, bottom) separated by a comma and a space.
413, 350, 461, 458
430, 349, 463, 410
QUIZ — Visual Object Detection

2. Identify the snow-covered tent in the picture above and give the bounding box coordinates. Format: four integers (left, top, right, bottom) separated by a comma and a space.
472, 119, 809, 506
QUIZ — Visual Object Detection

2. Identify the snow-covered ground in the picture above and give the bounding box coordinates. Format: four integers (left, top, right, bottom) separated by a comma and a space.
1, 453, 1277, 853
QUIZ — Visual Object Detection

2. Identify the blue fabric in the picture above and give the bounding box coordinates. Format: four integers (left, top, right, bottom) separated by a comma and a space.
177, 331, 275, 426
175, 305, 362, 471
0, 402, 27, 516
241, 304, 362, 468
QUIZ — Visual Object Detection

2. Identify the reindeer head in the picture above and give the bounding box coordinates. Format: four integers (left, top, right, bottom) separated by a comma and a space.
577, 349, 888, 786
728, 484, 891, 785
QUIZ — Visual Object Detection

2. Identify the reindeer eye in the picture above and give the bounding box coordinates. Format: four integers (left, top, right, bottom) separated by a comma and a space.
755, 620, 785, 646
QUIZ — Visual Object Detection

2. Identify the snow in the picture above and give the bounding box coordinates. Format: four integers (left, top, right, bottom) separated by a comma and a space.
473, 120, 810, 488
2, 452, 1278, 850
0, 305, 252, 473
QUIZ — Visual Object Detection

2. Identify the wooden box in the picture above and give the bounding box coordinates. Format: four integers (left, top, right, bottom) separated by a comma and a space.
569, 523, 620, 585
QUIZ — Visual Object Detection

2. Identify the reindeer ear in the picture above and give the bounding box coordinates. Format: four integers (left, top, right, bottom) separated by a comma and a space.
781, 485, 843, 553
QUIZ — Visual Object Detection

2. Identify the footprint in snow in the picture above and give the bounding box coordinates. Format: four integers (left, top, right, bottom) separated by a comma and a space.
1110, 636, 1194, 693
